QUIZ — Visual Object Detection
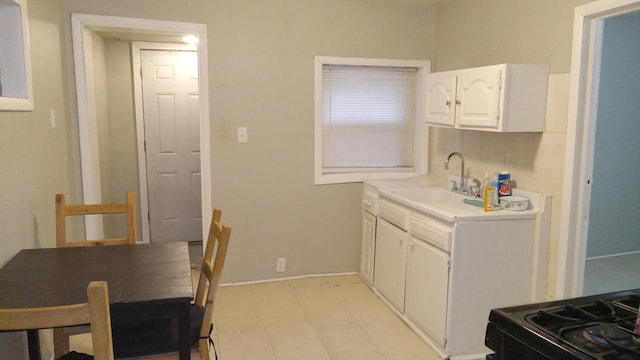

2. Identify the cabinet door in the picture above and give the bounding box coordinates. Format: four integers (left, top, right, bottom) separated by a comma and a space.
456, 67, 502, 129
373, 218, 407, 312
425, 74, 457, 127
405, 237, 449, 348
360, 210, 376, 286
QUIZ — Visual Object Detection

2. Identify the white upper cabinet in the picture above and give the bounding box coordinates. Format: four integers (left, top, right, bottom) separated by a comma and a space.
425, 64, 549, 132
424, 74, 457, 127
456, 66, 502, 128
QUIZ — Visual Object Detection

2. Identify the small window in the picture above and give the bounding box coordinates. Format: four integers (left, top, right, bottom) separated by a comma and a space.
0, 0, 33, 111
314, 56, 430, 184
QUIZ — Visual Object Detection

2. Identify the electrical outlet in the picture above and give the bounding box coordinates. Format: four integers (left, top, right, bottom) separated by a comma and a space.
50, 109, 56, 128
276, 257, 286, 272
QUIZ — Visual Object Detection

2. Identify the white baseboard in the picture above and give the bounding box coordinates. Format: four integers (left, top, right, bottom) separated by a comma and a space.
220, 271, 359, 287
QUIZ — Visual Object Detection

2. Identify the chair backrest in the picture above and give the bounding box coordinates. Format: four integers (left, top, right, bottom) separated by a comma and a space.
0, 281, 114, 360
195, 210, 231, 360
56, 192, 137, 247
194, 208, 222, 303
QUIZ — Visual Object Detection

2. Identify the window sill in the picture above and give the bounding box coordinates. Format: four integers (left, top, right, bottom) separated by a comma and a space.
314, 170, 426, 185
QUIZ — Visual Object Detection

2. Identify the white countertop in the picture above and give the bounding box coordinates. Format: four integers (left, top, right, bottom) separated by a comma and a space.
364, 176, 435, 191
366, 177, 545, 223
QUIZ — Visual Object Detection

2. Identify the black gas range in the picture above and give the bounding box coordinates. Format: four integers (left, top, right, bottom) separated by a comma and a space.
485, 289, 640, 359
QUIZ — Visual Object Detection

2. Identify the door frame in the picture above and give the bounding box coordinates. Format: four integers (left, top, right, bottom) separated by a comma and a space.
71, 14, 212, 244
132, 42, 198, 243
558, 0, 640, 298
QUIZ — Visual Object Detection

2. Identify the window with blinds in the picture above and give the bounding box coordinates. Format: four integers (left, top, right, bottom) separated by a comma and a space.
314, 57, 430, 184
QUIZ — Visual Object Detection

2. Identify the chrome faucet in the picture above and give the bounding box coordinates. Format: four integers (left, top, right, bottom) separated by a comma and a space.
445, 152, 466, 194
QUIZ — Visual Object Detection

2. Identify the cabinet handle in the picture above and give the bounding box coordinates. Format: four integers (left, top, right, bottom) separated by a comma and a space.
455, 100, 461, 106
399, 237, 403, 245
410, 242, 415, 251
446, 100, 451, 107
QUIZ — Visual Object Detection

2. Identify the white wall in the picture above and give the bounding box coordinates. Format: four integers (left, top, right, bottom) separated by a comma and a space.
587, 16, 640, 258
93, 31, 116, 236
61, 0, 438, 283
103, 39, 140, 237
0, 0, 70, 357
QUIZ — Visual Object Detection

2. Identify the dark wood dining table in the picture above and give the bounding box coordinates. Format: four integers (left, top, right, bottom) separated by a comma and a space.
0, 242, 194, 360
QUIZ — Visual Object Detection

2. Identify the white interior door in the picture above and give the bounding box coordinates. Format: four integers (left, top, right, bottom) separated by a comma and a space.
141, 49, 202, 243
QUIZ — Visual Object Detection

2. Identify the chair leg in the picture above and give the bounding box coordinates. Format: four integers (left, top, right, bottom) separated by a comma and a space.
53, 328, 70, 358
199, 336, 219, 360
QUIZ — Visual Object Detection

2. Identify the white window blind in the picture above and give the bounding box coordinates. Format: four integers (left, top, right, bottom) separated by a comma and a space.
321, 65, 417, 174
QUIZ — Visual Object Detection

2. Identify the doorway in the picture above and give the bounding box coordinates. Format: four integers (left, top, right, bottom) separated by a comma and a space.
581, 12, 640, 295
70, 14, 212, 244
558, 0, 640, 298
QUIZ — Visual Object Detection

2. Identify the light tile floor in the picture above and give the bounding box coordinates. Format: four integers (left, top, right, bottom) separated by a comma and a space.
212, 275, 440, 360
71, 273, 441, 360
583, 253, 640, 296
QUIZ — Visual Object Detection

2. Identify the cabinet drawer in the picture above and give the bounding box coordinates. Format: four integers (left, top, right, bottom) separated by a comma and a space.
362, 190, 378, 215
410, 215, 451, 252
378, 199, 410, 231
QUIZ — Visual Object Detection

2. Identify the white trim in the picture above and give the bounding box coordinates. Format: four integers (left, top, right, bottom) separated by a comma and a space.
71, 15, 103, 240
131, 42, 197, 244
219, 272, 359, 287
70, 14, 212, 245
558, 0, 640, 298
0, 0, 34, 111
586, 249, 640, 261
313, 56, 430, 185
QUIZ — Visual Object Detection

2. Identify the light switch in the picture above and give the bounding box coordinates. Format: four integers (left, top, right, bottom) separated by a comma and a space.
50, 109, 56, 128
237, 127, 248, 143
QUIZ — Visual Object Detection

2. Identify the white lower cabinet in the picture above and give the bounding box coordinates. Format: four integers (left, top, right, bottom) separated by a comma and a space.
373, 218, 407, 312
372, 197, 536, 359
405, 236, 449, 348
360, 209, 376, 286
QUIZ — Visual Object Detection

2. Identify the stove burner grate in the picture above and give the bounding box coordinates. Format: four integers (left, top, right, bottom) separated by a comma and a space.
524, 296, 640, 359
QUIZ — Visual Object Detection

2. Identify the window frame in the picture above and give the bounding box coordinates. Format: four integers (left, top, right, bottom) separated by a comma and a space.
314, 56, 430, 185
0, 0, 34, 111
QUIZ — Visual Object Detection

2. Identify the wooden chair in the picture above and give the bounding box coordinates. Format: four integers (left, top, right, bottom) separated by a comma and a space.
194, 208, 222, 304
54, 192, 136, 356
56, 192, 137, 247
193, 210, 231, 360
110, 213, 231, 360
0, 281, 114, 360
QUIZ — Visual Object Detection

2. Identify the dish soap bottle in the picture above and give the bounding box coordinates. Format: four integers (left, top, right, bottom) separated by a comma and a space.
483, 171, 496, 212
